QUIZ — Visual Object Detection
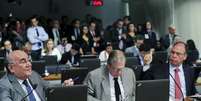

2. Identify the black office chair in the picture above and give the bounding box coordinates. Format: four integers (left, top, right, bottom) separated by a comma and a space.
126, 56, 140, 67
151, 51, 168, 64
41, 55, 58, 66
31, 60, 46, 76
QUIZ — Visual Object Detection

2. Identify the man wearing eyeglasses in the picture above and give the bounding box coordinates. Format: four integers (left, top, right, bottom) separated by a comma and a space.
84, 50, 136, 101
0, 50, 73, 101
143, 41, 197, 101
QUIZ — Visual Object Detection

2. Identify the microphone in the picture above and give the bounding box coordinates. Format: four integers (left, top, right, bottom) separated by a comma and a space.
21, 84, 38, 101
169, 72, 185, 101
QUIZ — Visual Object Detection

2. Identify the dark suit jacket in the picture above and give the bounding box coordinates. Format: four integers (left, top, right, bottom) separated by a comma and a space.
59, 51, 80, 66
143, 31, 157, 49
143, 63, 197, 96
0, 71, 48, 101
160, 34, 177, 49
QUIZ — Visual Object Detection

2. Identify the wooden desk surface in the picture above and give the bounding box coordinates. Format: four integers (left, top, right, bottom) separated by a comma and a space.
43, 74, 61, 80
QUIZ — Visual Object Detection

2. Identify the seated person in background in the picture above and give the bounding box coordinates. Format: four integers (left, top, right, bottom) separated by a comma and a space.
99, 42, 113, 65
143, 41, 197, 101
0, 50, 73, 101
42, 38, 62, 62
60, 43, 80, 67
0, 40, 14, 58
185, 39, 199, 66
125, 37, 141, 57
56, 37, 72, 55
84, 50, 136, 101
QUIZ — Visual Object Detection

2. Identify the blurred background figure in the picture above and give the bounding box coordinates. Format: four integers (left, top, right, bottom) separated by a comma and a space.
60, 43, 80, 67
99, 42, 113, 65
42, 39, 61, 62
56, 37, 72, 55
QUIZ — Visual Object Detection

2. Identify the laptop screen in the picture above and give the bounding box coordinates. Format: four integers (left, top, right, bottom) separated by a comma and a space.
136, 79, 169, 101
46, 85, 87, 101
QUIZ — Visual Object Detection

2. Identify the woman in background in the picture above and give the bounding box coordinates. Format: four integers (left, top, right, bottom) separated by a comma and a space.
42, 38, 61, 61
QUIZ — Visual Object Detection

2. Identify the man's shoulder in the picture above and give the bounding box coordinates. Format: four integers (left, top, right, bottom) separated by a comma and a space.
0, 74, 13, 88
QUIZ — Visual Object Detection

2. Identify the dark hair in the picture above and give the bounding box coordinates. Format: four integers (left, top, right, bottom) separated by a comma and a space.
186, 39, 196, 50
71, 43, 80, 51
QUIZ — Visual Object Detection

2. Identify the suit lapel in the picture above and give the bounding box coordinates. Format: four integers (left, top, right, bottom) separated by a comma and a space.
101, 67, 111, 100
29, 73, 45, 101
183, 66, 190, 96
121, 69, 129, 96
8, 74, 28, 101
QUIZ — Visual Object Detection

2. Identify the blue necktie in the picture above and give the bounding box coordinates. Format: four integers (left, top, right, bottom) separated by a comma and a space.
23, 80, 36, 101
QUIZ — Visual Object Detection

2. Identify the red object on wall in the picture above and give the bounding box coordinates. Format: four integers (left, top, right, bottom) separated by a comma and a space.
92, 0, 103, 6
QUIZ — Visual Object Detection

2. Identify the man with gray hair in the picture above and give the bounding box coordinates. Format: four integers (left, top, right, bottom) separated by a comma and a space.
84, 50, 136, 101
0, 50, 73, 101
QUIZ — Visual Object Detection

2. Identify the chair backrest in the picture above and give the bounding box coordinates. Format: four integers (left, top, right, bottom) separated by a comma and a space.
129, 65, 143, 80
126, 56, 140, 67
151, 51, 168, 64
79, 58, 100, 71
46, 85, 87, 101
136, 79, 169, 101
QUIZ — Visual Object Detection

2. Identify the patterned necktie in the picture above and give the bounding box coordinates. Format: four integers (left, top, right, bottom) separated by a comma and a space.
114, 78, 121, 101
175, 68, 182, 100
23, 80, 36, 101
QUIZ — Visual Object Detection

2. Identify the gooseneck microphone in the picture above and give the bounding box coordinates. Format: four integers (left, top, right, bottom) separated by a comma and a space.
21, 84, 38, 101
169, 72, 185, 101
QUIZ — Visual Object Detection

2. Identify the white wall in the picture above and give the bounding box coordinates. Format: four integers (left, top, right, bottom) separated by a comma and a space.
174, 0, 201, 57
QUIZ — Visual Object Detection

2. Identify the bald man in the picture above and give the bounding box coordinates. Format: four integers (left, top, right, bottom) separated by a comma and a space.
0, 50, 73, 101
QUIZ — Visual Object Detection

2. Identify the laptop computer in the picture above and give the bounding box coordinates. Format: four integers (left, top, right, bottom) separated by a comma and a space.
31, 60, 46, 76
136, 79, 169, 101
61, 68, 88, 84
41, 55, 58, 66
46, 85, 87, 101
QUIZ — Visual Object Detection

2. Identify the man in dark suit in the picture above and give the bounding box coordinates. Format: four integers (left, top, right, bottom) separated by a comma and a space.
0, 50, 74, 101
84, 50, 136, 101
160, 25, 179, 49
143, 41, 197, 100
60, 43, 80, 67
0, 40, 13, 58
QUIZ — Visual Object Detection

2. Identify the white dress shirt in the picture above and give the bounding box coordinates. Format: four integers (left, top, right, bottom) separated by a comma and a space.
109, 73, 125, 101
27, 26, 49, 50
42, 48, 62, 61
56, 44, 72, 54
99, 50, 109, 65
17, 79, 41, 101
169, 64, 186, 100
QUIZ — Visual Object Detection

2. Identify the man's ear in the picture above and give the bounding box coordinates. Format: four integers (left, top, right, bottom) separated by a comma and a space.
7, 64, 14, 73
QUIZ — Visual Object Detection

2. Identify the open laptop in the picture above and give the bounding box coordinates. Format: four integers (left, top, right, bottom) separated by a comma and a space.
46, 85, 87, 101
61, 68, 88, 84
79, 58, 100, 71
41, 55, 58, 66
136, 79, 169, 101
31, 60, 46, 76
